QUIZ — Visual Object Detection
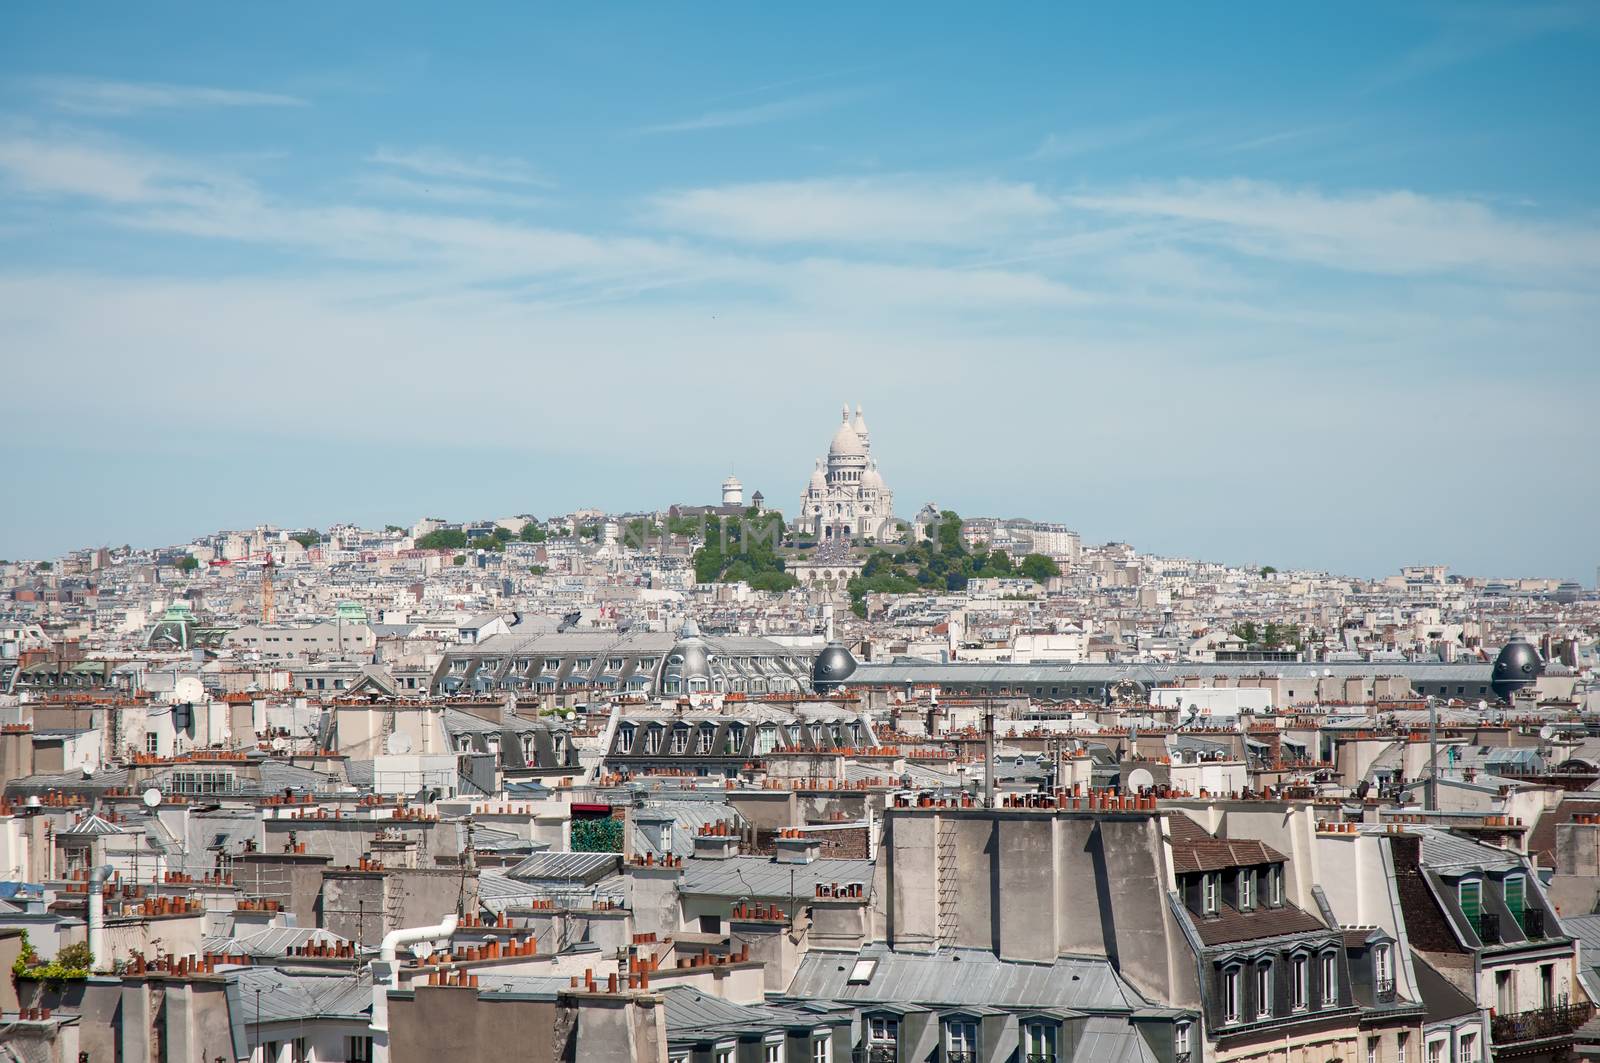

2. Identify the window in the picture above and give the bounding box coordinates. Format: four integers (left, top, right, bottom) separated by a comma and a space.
944, 1021, 978, 1061
1374, 943, 1393, 994
1459, 879, 1483, 935
714, 1047, 733, 1063
1541, 963, 1555, 1009
292, 1038, 308, 1063
1270, 865, 1284, 906
812, 1036, 831, 1063
1223, 965, 1241, 1023
146, 733, 160, 754
868, 1015, 899, 1052
1366, 1036, 1378, 1063
670, 726, 689, 754
1292, 954, 1309, 1010
616, 725, 634, 753
1321, 950, 1338, 1007
1505, 874, 1526, 931
348, 1036, 373, 1062
1174, 1021, 1191, 1059
1496, 969, 1515, 1014
1203, 873, 1219, 914
1239, 870, 1255, 910
1023, 1023, 1057, 1062
1427, 1038, 1445, 1063
764, 1043, 781, 1063
1255, 961, 1274, 1019
1397, 1031, 1408, 1063
1460, 1031, 1478, 1062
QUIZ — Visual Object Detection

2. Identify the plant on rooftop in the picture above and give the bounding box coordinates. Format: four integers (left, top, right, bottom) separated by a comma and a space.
289, 530, 321, 548
11, 932, 92, 983
176, 556, 200, 573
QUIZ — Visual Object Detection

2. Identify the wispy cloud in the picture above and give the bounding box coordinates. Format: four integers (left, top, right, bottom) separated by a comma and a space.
25, 75, 306, 116
640, 89, 859, 134
649, 176, 1056, 246
1365, 2, 1598, 91
1066, 178, 1600, 277
353, 174, 547, 210
1032, 117, 1175, 160
369, 146, 548, 186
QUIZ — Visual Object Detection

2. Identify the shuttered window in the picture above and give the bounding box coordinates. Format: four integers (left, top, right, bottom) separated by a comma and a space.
1504, 875, 1526, 930
1459, 879, 1483, 935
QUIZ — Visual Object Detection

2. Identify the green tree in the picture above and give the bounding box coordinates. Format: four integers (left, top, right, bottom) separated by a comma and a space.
1233, 621, 1259, 645
468, 535, 504, 552
384, 524, 404, 533
1019, 553, 1061, 582
519, 522, 547, 542
416, 529, 468, 551
1260, 565, 1278, 577
176, 556, 200, 573
289, 530, 321, 548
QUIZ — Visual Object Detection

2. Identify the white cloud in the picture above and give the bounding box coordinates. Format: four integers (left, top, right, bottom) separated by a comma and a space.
369, 147, 548, 186
640, 89, 858, 134
650, 176, 1058, 246
353, 173, 547, 210
26, 76, 306, 115
1066, 178, 1600, 277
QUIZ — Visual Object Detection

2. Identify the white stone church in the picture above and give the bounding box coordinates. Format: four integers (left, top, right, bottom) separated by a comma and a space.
796, 404, 896, 541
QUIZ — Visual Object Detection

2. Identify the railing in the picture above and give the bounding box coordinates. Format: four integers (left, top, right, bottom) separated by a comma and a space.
1491, 1002, 1594, 1044
1524, 909, 1546, 938
1375, 978, 1396, 1004
1026, 1056, 1058, 1063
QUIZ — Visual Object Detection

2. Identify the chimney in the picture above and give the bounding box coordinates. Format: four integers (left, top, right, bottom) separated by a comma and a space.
88, 864, 114, 972
773, 832, 821, 864
692, 832, 739, 860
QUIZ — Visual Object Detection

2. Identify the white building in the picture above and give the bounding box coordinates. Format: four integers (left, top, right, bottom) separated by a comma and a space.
797, 404, 895, 540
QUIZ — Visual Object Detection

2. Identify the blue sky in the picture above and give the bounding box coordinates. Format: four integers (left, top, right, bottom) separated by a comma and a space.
1, 4, 1596, 578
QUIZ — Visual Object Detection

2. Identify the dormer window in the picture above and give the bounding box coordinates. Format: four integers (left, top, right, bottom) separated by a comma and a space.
1292, 954, 1309, 1010
1504, 874, 1526, 932
1320, 949, 1339, 1008
1458, 879, 1483, 936
670, 725, 689, 754
697, 726, 714, 754
617, 725, 635, 754
1222, 964, 1242, 1024
1255, 960, 1274, 1019
1202, 872, 1219, 915
1374, 943, 1394, 995
1239, 869, 1255, 910
1270, 865, 1284, 906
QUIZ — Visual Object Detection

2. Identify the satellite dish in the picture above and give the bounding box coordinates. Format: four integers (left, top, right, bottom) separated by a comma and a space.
142, 788, 162, 808
385, 732, 413, 755
1127, 767, 1156, 792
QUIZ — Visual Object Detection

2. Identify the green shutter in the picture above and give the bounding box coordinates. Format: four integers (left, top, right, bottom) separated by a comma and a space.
1459, 879, 1482, 935
1505, 875, 1526, 930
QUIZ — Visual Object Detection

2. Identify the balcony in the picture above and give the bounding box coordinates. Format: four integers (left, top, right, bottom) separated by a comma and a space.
1375, 978, 1396, 1005
1490, 1002, 1594, 1045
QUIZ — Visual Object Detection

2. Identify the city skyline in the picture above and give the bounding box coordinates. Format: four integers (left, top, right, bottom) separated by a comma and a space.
2, 4, 1597, 577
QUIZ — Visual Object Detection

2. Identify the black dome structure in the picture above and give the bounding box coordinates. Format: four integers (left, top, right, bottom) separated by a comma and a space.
1490, 637, 1543, 702
812, 642, 857, 693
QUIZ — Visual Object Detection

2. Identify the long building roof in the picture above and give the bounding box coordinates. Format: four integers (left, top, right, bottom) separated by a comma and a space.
848, 660, 1492, 686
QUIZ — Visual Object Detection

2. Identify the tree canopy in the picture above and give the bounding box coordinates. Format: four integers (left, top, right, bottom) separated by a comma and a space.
692, 509, 798, 591
415, 529, 468, 550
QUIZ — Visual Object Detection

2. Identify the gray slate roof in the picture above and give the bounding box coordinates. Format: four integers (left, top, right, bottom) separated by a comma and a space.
679, 856, 874, 899
783, 946, 1145, 1012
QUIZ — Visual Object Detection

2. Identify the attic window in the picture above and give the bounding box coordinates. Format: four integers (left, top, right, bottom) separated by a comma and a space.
847, 958, 877, 985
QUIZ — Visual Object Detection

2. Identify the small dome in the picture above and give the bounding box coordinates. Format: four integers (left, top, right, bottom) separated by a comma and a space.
809, 461, 827, 489
861, 462, 884, 489
812, 642, 857, 692
829, 421, 865, 457
722, 475, 742, 489
1491, 637, 1543, 702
